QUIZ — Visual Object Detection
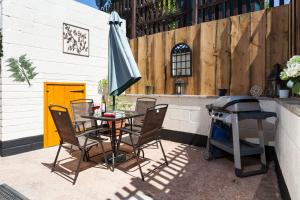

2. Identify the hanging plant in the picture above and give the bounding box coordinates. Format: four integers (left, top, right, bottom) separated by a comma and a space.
6, 54, 38, 86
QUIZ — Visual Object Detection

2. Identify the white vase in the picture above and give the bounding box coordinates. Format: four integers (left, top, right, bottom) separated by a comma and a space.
279, 90, 289, 98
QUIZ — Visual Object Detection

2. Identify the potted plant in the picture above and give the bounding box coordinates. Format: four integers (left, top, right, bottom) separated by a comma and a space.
98, 79, 133, 134
278, 82, 290, 98
280, 55, 300, 97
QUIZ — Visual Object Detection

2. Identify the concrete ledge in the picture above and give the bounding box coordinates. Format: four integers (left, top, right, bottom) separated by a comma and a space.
276, 98, 300, 117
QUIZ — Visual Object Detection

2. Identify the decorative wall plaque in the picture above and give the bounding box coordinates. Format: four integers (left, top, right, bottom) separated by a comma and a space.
63, 23, 89, 57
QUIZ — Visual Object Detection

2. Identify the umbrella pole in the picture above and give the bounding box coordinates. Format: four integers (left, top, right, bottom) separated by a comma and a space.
112, 96, 116, 111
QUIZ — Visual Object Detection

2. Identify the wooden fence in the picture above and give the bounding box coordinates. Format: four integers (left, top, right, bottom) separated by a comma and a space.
127, 5, 289, 96
289, 0, 300, 56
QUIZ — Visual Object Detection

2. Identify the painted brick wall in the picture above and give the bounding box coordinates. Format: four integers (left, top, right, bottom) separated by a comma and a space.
275, 104, 300, 200
0, 0, 116, 141
122, 95, 277, 145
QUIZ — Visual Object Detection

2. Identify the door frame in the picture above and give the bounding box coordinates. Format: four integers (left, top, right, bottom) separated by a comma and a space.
44, 82, 86, 148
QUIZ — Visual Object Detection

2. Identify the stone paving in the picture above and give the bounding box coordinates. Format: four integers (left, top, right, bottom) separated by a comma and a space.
0, 141, 281, 200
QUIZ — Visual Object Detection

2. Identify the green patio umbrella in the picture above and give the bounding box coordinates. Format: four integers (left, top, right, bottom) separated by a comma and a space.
108, 11, 141, 109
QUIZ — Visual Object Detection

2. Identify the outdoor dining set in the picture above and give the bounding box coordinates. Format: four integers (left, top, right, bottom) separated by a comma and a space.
48, 97, 169, 184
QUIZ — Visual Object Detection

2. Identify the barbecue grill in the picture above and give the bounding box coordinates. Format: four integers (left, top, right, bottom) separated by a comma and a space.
205, 96, 277, 177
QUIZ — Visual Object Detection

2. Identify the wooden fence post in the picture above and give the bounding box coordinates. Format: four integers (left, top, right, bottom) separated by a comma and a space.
192, 0, 198, 24
131, 0, 136, 39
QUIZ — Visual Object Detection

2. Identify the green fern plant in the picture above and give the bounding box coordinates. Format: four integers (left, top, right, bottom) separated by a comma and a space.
6, 54, 38, 86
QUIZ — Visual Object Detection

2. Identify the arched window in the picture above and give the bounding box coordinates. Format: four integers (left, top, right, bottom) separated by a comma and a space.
171, 43, 192, 77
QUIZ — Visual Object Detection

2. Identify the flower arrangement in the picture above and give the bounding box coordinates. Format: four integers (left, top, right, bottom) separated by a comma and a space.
280, 55, 300, 95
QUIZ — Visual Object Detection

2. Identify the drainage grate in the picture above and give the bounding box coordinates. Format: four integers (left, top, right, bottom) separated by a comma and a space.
0, 184, 29, 200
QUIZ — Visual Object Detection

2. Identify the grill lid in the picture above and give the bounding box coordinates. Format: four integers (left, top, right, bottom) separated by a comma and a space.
206, 96, 260, 113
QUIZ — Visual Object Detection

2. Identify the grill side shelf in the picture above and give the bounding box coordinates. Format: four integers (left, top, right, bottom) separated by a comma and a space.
210, 139, 263, 157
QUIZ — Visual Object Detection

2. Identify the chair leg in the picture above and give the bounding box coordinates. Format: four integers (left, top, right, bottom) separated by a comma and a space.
83, 150, 89, 162
99, 141, 109, 169
130, 135, 144, 181
73, 149, 84, 185
138, 149, 145, 158
155, 139, 159, 149
85, 147, 93, 161
52, 143, 62, 172
158, 139, 168, 166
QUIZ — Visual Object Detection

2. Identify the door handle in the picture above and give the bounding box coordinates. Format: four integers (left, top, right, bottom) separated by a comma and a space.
70, 90, 84, 93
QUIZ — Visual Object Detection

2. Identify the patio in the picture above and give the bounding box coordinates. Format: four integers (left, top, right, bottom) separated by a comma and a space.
0, 0, 299, 199
0, 140, 280, 200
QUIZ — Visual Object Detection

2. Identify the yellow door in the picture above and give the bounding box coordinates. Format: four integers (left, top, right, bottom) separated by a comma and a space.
44, 83, 86, 148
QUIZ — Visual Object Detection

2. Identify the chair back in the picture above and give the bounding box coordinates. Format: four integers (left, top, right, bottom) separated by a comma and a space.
134, 97, 157, 126
70, 99, 96, 129
139, 104, 168, 145
49, 105, 79, 146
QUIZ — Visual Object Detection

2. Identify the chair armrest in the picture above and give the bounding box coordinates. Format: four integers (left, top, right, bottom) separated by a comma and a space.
119, 128, 141, 136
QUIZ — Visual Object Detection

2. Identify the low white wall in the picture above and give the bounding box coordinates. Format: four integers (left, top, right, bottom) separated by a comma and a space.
0, 0, 114, 141
122, 95, 277, 145
275, 103, 300, 200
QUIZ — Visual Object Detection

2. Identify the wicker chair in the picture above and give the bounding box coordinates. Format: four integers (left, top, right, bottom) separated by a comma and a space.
49, 105, 108, 185
119, 104, 168, 181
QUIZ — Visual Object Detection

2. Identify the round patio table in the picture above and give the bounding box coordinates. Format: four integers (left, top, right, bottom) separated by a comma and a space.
81, 111, 144, 170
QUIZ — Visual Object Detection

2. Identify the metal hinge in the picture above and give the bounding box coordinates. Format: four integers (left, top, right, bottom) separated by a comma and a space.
70, 90, 84, 93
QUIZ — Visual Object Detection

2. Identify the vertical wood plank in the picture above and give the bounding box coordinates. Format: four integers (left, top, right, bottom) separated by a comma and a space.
153, 32, 165, 94
186, 24, 201, 95
146, 34, 155, 90
215, 18, 231, 93
128, 38, 138, 94
137, 36, 148, 94
230, 13, 251, 95
290, 0, 300, 55
266, 6, 289, 78
200, 20, 217, 95
296, 1, 300, 55
174, 26, 187, 44
250, 10, 266, 93
164, 30, 176, 94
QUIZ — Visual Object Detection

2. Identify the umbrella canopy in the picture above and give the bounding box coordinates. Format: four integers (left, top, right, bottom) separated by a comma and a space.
108, 11, 141, 96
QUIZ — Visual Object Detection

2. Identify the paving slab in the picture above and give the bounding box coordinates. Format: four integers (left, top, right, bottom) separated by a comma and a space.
0, 141, 280, 200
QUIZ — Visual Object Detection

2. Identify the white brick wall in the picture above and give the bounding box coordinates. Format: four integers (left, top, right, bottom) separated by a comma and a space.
275, 104, 300, 200
122, 95, 277, 145
0, 0, 121, 141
